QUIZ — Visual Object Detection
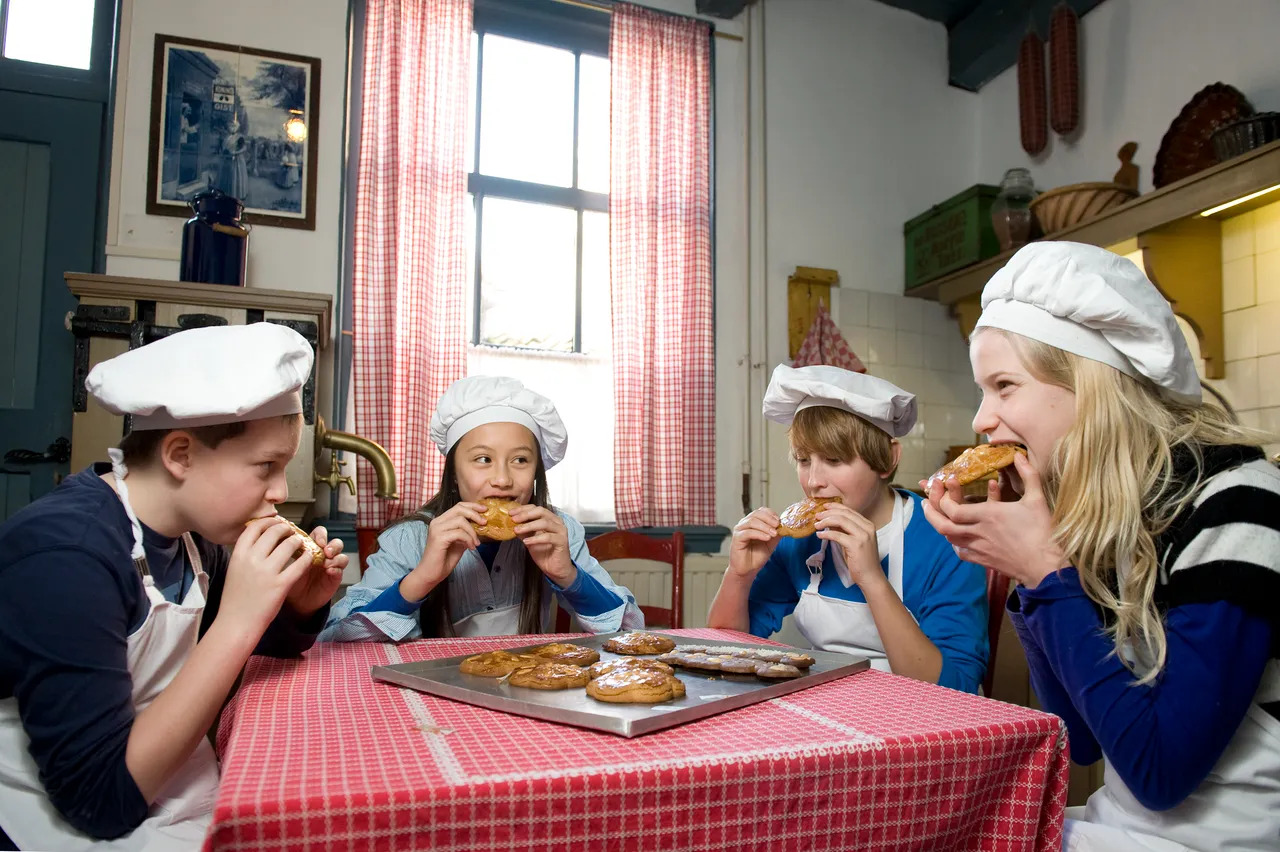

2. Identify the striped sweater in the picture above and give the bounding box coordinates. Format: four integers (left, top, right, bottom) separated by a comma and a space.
1007, 444, 1280, 811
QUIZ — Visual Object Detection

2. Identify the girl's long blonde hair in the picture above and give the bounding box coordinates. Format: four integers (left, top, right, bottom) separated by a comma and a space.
982, 328, 1270, 683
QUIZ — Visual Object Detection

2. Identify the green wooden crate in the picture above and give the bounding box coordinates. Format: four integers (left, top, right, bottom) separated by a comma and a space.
903, 184, 1000, 291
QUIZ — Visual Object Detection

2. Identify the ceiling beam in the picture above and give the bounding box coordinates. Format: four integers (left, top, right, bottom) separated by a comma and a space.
948, 0, 1106, 92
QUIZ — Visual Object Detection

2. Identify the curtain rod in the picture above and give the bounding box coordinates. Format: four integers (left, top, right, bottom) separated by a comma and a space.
552, 0, 746, 41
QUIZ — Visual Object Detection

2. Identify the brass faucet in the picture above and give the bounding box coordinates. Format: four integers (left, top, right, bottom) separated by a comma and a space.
315, 450, 356, 496
314, 416, 399, 499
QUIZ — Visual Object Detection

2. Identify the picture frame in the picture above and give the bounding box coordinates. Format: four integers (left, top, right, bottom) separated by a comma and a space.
145, 34, 321, 230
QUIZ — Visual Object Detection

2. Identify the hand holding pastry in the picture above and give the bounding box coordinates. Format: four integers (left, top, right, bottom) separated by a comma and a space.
401, 502, 487, 601
283, 523, 348, 616
777, 496, 843, 538
510, 505, 576, 587
727, 507, 783, 578
921, 451, 1066, 587
813, 502, 885, 590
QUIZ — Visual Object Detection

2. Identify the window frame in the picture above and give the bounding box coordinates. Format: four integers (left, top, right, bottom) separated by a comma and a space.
0, 0, 116, 100
468, 0, 609, 354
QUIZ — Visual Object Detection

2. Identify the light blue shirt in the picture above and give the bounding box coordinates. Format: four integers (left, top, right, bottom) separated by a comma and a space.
321, 510, 644, 642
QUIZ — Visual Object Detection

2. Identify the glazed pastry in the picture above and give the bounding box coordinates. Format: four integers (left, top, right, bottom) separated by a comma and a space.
507, 662, 590, 690
474, 497, 520, 541
602, 632, 676, 655
927, 444, 1026, 490
755, 663, 803, 679
681, 653, 731, 672
247, 517, 325, 567
528, 642, 601, 666
585, 669, 686, 704
777, 496, 843, 538
587, 658, 674, 679
458, 650, 540, 677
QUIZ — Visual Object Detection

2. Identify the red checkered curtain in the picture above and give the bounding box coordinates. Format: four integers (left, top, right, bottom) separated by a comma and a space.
353, 0, 471, 528
609, 4, 714, 529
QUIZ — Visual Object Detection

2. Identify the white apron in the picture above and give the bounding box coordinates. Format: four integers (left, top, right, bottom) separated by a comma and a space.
0, 453, 219, 850
450, 541, 526, 637
792, 493, 912, 668
1064, 658, 1280, 851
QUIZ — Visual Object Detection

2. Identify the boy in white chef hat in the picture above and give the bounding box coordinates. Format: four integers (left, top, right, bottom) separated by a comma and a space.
0, 322, 347, 849
706, 364, 989, 692
323, 375, 642, 641
921, 241, 1280, 849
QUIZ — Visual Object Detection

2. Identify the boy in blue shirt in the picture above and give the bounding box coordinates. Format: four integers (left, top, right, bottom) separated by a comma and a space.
708, 365, 988, 693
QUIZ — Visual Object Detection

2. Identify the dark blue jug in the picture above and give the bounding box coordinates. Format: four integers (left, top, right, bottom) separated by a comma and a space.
179, 188, 249, 287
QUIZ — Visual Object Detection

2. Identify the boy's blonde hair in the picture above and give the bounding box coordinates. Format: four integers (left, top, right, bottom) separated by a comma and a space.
788, 406, 895, 475
983, 328, 1270, 683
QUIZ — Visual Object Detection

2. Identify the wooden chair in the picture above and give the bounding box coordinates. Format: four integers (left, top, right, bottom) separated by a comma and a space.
984, 567, 1011, 697
556, 530, 685, 631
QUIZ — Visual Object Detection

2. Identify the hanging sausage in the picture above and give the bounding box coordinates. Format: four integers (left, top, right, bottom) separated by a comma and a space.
1049, 2, 1080, 136
1018, 27, 1047, 155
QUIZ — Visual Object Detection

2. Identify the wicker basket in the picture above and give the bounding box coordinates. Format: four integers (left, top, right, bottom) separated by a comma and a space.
1029, 182, 1138, 235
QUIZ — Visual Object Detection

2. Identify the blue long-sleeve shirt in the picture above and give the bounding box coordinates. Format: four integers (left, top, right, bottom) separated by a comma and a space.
0, 466, 325, 840
1008, 446, 1280, 813
745, 491, 990, 693
321, 510, 644, 641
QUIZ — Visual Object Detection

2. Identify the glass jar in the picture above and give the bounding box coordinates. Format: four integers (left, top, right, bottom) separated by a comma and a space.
990, 168, 1037, 251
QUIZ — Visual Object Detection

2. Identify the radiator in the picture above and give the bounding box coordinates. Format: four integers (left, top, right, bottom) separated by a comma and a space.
599, 554, 727, 629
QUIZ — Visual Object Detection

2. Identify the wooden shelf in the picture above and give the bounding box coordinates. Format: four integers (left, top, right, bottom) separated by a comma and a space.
65, 272, 333, 346
905, 138, 1280, 306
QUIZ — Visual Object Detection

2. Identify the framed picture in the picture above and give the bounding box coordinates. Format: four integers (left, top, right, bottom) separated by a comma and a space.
146, 34, 321, 230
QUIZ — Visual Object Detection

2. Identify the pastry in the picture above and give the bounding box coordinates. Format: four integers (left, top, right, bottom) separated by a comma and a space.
681, 653, 731, 672
474, 497, 520, 541
458, 650, 540, 677
528, 642, 600, 666
247, 516, 325, 567
777, 651, 816, 669
602, 632, 676, 655
927, 444, 1026, 490
719, 657, 763, 675
777, 496, 843, 538
587, 658, 674, 679
507, 662, 590, 690
585, 669, 686, 704
755, 663, 803, 679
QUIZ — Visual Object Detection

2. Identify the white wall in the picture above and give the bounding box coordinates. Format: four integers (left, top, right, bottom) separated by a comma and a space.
104, 0, 348, 296
756, 0, 979, 509
977, 0, 1280, 194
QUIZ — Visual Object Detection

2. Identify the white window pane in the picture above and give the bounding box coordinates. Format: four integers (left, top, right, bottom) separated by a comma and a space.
479, 35, 573, 187
577, 54, 609, 193
479, 198, 576, 351
4, 0, 94, 69
580, 211, 610, 354
466, 32, 478, 175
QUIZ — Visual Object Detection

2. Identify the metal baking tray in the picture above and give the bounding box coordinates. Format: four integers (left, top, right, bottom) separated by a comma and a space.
371, 631, 871, 737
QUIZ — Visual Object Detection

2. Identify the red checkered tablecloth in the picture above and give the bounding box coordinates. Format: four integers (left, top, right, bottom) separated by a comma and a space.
205, 629, 1067, 851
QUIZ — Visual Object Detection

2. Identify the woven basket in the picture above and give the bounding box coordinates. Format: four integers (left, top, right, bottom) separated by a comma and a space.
1029, 182, 1138, 234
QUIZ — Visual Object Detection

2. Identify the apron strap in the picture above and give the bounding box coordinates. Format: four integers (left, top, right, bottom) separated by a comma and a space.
107, 448, 151, 579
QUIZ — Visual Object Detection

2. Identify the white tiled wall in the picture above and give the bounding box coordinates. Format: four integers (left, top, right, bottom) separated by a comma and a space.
1204, 202, 1280, 460
833, 287, 982, 489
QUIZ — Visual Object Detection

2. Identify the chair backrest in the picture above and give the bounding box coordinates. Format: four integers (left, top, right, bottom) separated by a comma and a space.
984, 567, 1011, 697
556, 530, 684, 631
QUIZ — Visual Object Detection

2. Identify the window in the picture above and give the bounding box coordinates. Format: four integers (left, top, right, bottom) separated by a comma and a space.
2, 0, 95, 70
466, 0, 615, 523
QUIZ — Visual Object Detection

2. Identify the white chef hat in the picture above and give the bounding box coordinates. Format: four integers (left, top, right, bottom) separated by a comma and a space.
762, 364, 918, 438
974, 241, 1201, 403
428, 375, 569, 469
85, 322, 313, 431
